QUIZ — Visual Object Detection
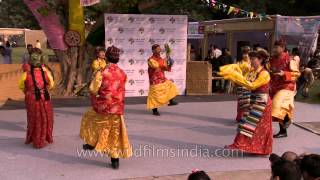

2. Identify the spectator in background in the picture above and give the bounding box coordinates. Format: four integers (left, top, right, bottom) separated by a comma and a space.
213, 45, 222, 59
0, 46, 4, 64
35, 40, 41, 49
206, 49, 221, 92
218, 48, 233, 92
300, 154, 320, 180
307, 50, 320, 69
22, 44, 33, 64
2, 41, 12, 64
297, 64, 314, 98
188, 170, 211, 180
291, 47, 301, 67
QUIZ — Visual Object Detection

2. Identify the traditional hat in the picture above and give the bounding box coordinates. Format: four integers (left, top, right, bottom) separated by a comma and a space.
106, 45, 120, 61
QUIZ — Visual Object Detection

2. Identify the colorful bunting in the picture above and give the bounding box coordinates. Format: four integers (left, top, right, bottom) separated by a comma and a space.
205, 0, 269, 21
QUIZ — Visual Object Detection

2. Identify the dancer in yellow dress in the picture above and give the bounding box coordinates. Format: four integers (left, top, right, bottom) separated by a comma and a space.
147, 44, 179, 116
80, 46, 132, 169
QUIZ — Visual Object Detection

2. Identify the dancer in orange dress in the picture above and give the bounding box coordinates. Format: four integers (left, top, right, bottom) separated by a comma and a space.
219, 49, 273, 155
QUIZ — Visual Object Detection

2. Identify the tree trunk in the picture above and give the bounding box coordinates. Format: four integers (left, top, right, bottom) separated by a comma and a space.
54, 46, 86, 96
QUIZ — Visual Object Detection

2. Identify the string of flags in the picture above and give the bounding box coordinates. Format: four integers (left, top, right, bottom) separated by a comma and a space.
205, 0, 271, 21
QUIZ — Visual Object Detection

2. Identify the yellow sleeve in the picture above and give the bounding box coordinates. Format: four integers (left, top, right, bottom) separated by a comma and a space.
239, 61, 251, 76
89, 71, 102, 95
18, 72, 27, 91
219, 64, 242, 76
224, 70, 270, 90
148, 59, 159, 69
43, 67, 54, 89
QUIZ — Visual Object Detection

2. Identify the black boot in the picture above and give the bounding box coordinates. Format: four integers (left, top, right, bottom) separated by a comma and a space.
168, 99, 178, 106
83, 144, 95, 150
111, 158, 119, 169
273, 124, 287, 138
152, 108, 160, 116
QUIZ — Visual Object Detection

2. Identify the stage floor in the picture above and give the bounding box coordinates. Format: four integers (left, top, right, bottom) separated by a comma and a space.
0, 101, 319, 180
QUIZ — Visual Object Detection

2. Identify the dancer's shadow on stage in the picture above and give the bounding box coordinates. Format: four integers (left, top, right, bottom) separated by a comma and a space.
0, 137, 106, 167
0, 120, 26, 132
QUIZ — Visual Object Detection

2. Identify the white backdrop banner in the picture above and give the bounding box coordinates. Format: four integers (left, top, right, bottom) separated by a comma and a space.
104, 14, 188, 97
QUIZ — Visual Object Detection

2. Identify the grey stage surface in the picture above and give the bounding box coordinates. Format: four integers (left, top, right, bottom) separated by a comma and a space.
0, 100, 319, 180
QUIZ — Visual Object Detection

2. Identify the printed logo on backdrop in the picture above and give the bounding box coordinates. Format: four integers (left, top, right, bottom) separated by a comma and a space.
139, 89, 145, 95
169, 17, 176, 24
148, 38, 155, 45
138, 49, 145, 55
160, 27, 176, 33
128, 59, 135, 65
169, 38, 175, 45
118, 27, 124, 33
128, 79, 135, 85
128, 16, 145, 23
139, 69, 146, 75
106, 38, 126, 45
106, 16, 114, 23
148, 17, 155, 24
139, 27, 144, 34
159, 28, 166, 34
128, 38, 145, 45
170, 17, 187, 24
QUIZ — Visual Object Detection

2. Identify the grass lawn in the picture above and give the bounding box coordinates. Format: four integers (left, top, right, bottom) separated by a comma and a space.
11, 47, 54, 64
296, 79, 320, 104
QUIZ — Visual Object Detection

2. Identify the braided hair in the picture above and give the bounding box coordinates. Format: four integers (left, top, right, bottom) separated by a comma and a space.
30, 65, 50, 101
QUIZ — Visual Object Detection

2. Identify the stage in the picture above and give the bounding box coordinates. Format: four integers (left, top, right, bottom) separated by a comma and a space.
0, 100, 319, 179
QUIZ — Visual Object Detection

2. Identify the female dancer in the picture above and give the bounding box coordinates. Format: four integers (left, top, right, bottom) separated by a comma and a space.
219, 49, 273, 155
19, 48, 54, 148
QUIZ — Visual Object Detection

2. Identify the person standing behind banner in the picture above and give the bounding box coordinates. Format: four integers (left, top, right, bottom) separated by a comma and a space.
267, 39, 300, 138
80, 46, 132, 169
147, 44, 179, 116
219, 49, 273, 155
18, 48, 54, 148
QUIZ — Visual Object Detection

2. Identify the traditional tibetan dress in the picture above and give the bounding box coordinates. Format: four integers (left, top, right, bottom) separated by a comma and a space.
220, 66, 273, 155
80, 63, 132, 158
19, 64, 54, 148
268, 52, 300, 123
147, 55, 179, 109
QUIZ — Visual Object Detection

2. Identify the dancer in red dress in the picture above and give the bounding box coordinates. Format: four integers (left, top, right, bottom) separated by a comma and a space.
219, 49, 273, 155
19, 48, 54, 148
